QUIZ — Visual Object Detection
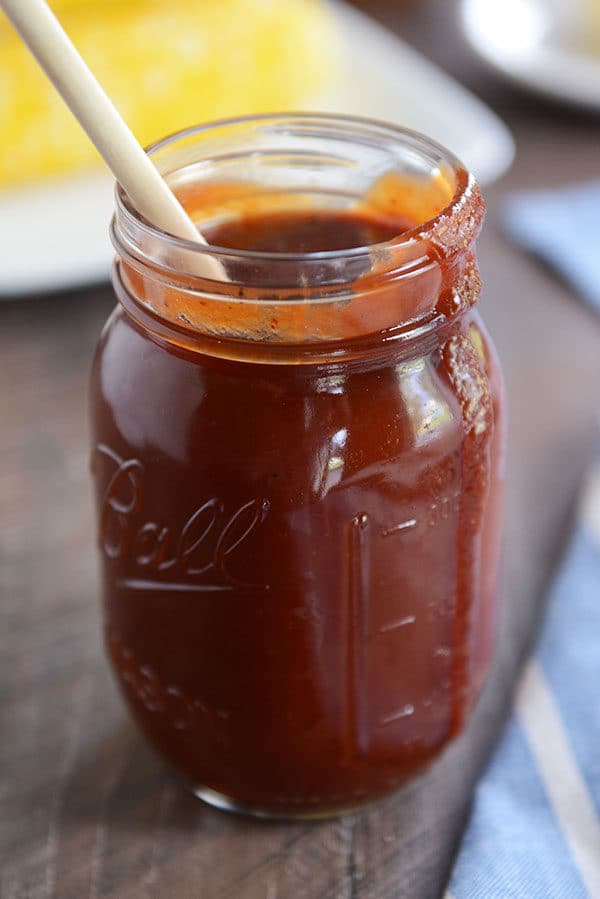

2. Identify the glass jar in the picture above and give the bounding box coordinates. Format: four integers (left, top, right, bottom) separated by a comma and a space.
90, 114, 505, 819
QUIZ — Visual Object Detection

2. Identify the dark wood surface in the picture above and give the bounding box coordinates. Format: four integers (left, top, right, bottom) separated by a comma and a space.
2, 3, 600, 897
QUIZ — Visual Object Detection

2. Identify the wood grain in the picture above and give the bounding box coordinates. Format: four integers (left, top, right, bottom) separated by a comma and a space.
2, 3, 600, 896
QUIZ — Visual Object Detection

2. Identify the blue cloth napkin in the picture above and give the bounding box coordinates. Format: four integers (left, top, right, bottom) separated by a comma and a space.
445, 463, 600, 898
503, 180, 600, 315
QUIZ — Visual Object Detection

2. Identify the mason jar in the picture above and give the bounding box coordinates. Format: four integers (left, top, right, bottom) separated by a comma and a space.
90, 113, 505, 818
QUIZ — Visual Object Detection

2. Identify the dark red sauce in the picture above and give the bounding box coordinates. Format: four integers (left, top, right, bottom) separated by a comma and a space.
91, 197, 504, 816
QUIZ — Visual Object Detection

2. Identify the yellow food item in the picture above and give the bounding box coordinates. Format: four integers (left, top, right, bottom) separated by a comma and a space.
584, 0, 600, 53
0, 0, 338, 186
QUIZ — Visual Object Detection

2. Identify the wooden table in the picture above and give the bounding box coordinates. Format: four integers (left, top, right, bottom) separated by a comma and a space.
2, 3, 600, 897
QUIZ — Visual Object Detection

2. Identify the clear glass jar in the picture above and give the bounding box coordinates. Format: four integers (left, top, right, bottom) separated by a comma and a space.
90, 114, 505, 818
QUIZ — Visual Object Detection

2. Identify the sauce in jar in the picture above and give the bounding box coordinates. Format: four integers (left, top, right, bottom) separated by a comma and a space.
91, 115, 505, 817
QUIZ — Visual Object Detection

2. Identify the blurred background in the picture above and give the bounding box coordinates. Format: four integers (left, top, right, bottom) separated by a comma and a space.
2, 2, 600, 897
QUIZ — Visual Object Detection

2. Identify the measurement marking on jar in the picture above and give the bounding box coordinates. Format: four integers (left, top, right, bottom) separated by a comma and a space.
378, 704, 415, 727
380, 518, 417, 538
117, 578, 234, 593
378, 614, 416, 634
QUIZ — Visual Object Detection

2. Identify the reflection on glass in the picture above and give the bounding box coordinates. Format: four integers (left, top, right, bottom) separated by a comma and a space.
397, 359, 453, 445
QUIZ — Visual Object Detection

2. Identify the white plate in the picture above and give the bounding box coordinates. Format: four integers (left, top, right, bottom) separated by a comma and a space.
462, 0, 600, 111
0, 0, 514, 298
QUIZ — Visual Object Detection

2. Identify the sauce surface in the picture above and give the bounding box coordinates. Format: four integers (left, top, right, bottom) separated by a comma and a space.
204, 208, 413, 253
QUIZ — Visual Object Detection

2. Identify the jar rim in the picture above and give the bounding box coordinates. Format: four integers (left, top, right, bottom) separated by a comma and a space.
114, 112, 474, 266
111, 113, 484, 357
